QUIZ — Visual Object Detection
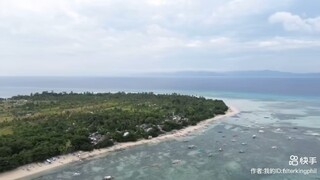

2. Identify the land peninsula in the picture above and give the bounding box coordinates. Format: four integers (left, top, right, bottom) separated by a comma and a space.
0, 92, 237, 179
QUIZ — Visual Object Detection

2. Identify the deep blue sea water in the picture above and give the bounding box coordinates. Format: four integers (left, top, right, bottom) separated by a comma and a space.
0, 77, 319, 99
0, 77, 319, 180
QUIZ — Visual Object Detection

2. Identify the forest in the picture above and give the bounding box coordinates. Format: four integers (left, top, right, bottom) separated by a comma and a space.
0, 92, 228, 172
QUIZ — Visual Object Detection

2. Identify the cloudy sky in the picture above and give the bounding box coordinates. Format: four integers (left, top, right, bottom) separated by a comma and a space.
0, 0, 320, 76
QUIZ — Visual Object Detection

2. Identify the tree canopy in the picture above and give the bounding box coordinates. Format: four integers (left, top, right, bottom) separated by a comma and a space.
0, 92, 228, 172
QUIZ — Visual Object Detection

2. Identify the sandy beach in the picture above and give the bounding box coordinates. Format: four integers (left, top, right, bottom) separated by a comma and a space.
0, 106, 239, 180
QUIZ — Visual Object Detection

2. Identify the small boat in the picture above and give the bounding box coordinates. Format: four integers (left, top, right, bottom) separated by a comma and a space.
104, 176, 114, 180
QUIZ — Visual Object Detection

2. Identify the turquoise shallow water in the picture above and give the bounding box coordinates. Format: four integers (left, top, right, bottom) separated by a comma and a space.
28, 95, 320, 180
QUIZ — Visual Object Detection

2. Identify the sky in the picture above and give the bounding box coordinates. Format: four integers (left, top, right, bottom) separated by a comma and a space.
0, 0, 320, 76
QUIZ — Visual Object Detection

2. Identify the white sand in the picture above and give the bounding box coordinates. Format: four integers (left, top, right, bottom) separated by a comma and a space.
0, 106, 239, 180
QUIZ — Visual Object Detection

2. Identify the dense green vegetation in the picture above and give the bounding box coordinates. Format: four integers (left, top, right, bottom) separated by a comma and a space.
0, 92, 228, 172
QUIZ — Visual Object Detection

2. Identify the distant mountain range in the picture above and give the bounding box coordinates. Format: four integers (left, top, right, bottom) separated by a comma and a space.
143, 70, 320, 78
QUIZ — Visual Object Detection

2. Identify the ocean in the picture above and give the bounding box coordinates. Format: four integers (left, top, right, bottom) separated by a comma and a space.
1, 77, 319, 180
0, 77, 320, 99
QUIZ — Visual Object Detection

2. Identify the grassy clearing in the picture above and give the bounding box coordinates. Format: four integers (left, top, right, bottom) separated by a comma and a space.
0, 127, 13, 136
0, 115, 13, 122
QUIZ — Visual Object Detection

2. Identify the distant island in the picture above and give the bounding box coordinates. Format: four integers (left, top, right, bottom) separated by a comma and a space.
0, 92, 229, 173
143, 70, 320, 78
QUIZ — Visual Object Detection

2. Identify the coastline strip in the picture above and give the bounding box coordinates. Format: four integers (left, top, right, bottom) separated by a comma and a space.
0, 106, 239, 180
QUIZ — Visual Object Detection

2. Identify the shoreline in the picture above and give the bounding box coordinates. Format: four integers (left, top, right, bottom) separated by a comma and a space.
0, 105, 239, 180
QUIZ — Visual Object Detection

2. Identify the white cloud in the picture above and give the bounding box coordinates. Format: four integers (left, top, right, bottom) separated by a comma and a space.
257, 37, 320, 50
0, 0, 319, 75
209, 37, 231, 46
146, 0, 167, 6
206, 0, 291, 25
269, 12, 320, 33
186, 40, 203, 47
